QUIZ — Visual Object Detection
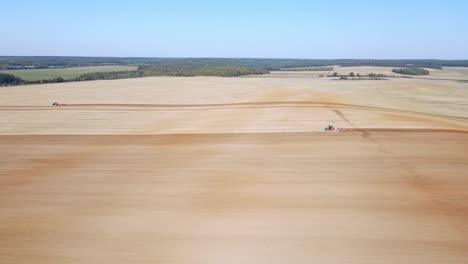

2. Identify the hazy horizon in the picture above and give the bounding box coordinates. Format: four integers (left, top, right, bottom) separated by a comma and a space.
2, 0, 468, 59
2, 55, 468, 61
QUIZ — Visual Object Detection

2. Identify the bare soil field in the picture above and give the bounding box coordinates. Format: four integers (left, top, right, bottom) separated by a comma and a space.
1, 73, 468, 263
1, 76, 467, 134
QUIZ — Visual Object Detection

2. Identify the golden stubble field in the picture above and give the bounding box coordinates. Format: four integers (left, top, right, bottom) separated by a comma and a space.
1, 71, 468, 263
273, 66, 468, 80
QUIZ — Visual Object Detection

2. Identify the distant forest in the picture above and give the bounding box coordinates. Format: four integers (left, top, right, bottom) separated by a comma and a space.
1, 56, 468, 85
2, 57, 468, 70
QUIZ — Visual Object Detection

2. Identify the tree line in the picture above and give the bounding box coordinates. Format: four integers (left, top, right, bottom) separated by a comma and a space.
325, 72, 388, 80
392, 67, 429, 75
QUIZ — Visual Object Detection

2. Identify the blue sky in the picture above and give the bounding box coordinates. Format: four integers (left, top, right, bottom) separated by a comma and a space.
2, 0, 467, 59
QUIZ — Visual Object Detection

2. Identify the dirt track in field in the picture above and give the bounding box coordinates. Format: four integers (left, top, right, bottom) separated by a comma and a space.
1, 75, 468, 263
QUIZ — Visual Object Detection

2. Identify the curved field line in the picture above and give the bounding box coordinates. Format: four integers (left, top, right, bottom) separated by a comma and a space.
0, 101, 467, 122
1, 129, 467, 138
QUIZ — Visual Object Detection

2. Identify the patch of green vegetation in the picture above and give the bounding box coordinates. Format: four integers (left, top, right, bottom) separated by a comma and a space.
0, 65, 138, 81
392, 67, 429, 76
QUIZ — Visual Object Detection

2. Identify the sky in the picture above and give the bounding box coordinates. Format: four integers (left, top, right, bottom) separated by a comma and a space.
1, 0, 468, 59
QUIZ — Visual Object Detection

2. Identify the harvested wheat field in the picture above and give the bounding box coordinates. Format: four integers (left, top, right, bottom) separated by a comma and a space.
1, 74, 468, 263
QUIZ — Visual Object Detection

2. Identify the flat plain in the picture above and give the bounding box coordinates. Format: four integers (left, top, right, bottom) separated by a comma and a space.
0, 65, 138, 81
1, 69, 467, 263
